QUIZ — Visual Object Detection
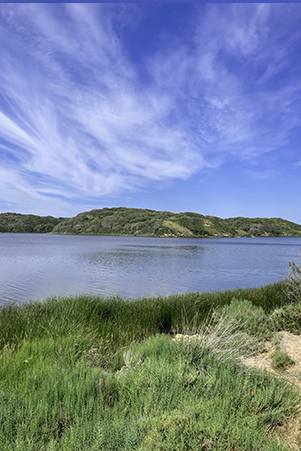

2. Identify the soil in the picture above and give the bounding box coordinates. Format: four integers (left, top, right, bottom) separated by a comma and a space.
242, 331, 301, 389
242, 331, 301, 450
174, 330, 301, 449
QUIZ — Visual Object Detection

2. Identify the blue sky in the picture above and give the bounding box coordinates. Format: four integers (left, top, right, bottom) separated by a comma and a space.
1, 3, 301, 223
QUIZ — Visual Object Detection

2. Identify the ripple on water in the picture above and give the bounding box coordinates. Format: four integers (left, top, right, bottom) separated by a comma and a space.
0, 234, 301, 305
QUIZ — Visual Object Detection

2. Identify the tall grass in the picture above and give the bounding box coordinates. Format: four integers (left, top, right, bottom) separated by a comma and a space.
0, 333, 299, 450
0, 280, 300, 450
0, 281, 286, 353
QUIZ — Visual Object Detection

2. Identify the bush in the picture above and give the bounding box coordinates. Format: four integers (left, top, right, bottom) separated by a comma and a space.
271, 349, 295, 371
218, 298, 275, 341
284, 260, 301, 304
271, 303, 301, 334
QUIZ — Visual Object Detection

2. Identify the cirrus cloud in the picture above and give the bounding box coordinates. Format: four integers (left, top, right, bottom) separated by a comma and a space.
0, 3, 301, 216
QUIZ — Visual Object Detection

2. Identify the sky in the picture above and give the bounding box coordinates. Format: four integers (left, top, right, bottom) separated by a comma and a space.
0, 3, 301, 223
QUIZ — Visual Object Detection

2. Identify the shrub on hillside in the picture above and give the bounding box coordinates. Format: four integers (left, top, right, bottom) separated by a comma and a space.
271, 303, 301, 334
271, 349, 295, 371
284, 260, 301, 304
218, 298, 275, 341
268, 260, 301, 333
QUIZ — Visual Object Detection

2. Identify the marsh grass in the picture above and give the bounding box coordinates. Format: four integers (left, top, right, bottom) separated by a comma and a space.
0, 280, 300, 450
0, 280, 286, 354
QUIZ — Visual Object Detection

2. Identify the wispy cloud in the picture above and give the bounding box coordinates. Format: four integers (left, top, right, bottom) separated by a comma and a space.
0, 4, 301, 215
144, 4, 301, 164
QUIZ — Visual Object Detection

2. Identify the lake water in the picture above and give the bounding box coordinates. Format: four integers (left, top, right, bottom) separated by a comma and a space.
0, 234, 301, 306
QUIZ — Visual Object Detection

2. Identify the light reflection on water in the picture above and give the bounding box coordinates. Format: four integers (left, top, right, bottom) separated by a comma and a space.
0, 234, 301, 305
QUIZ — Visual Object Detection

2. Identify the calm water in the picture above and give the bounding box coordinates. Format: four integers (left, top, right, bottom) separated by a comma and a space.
0, 234, 301, 306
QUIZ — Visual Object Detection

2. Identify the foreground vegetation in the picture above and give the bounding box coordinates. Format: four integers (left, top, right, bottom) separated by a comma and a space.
1, 274, 301, 450
2, 207, 301, 237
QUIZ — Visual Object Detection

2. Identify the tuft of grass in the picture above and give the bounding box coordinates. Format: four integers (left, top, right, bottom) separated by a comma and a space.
216, 298, 275, 341
272, 332, 283, 347
284, 260, 301, 304
271, 303, 301, 334
272, 348, 295, 372
270, 259, 301, 334
175, 308, 264, 367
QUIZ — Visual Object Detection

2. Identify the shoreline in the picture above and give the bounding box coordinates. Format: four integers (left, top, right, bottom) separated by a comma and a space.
1, 231, 301, 238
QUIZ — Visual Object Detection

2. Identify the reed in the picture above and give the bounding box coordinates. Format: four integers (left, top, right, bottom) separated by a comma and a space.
0, 280, 300, 450
0, 281, 286, 353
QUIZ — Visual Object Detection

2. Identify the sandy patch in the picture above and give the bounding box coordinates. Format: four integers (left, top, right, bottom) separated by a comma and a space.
243, 331, 301, 389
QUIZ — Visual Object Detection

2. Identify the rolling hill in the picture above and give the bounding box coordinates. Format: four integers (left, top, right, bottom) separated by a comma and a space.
51, 207, 301, 237
0, 212, 64, 234
1, 207, 301, 237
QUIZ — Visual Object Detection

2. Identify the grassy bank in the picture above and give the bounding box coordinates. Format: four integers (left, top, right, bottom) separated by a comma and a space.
1, 281, 301, 450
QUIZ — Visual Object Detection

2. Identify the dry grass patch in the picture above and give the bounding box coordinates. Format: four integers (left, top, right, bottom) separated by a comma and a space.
243, 331, 301, 389
273, 415, 301, 451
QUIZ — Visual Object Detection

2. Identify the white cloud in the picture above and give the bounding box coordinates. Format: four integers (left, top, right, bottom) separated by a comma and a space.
0, 4, 206, 208
188, 4, 301, 160
0, 3, 301, 214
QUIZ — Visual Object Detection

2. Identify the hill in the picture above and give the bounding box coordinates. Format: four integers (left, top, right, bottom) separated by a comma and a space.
0, 212, 64, 233
51, 207, 301, 237
1, 208, 301, 237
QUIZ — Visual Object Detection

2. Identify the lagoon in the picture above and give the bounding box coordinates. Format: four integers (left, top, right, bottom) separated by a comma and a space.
0, 233, 301, 306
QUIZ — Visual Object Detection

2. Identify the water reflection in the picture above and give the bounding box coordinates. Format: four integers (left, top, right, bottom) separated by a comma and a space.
0, 234, 301, 305
120, 244, 205, 251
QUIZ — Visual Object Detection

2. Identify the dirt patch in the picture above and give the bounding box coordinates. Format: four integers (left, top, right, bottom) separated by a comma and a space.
242, 331, 301, 450
242, 331, 301, 389
275, 416, 301, 451
173, 330, 301, 448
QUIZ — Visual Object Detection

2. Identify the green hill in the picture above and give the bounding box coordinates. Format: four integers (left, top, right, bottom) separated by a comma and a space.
1, 208, 301, 237
51, 207, 301, 237
0, 212, 64, 233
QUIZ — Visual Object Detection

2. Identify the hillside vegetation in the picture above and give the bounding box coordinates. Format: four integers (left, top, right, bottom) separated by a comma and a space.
0, 212, 64, 233
1, 207, 301, 237
51, 207, 301, 237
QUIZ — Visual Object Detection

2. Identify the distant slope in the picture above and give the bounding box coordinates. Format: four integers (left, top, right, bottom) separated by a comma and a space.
0, 213, 64, 233
50, 207, 301, 237
51, 207, 172, 236
223, 216, 301, 237
1, 208, 301, 237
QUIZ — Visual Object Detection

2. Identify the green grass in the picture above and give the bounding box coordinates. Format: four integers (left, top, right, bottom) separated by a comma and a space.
271, 349, 296, 372
0, 281, 287, 354
1, 280, 301, 450
215, 297, 275, 341
0, 333, 299, 450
